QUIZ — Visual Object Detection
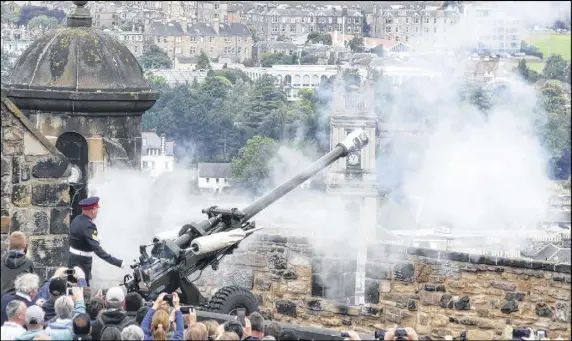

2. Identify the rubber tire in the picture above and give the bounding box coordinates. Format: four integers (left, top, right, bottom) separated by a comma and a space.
206, 285, 259, 315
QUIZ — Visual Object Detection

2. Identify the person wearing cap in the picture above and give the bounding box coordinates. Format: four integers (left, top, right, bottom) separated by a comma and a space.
90, 286, 137, 340
67, 196, 124, 286
15, 305, 45, 340
40, 277, 67, 322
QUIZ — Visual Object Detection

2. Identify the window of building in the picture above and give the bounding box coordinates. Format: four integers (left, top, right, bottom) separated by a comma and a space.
309, 25, 315, 32
290, 25, 296, 33
309, 16, 314, 23
190, 46, 196, 54
405, 36, 408, 42
434, 18, 437, 24
224, 46, 231, 53
214, 3, 219, 9
405, 27, 409, 33
272, 24, 279, 33
231, 47, 235, 54
244, 48, 248, 55
433, 27, 437, 33
224, 37, 231, 43
238, 47, 242, 53
190, 36, 196, 42
224, 178, 228, 183
385, 26, 391, 33
396, 36, 399, 41
216, 178, 220, 183
302, 17, 306, 23
209, 37, 214, 43
338, 23, 343, 31
406, 17, 410, 24
395, 27, 399, 33
385, 18, 392, 24
206, 178, 210, 183
282, 25, 286, 32
210, 46, 214, 53
424, 18, 429, 24
272, 16, 279, 23
291, 17, 296, 24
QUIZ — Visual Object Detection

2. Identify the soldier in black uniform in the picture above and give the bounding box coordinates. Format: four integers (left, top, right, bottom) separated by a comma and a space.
67, 197, 123, 286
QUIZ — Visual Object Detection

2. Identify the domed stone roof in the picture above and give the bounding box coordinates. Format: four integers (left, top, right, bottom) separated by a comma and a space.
3, 1, 158, 113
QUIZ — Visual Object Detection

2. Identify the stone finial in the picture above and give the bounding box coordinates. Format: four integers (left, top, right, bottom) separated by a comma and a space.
67, 1, 92, 28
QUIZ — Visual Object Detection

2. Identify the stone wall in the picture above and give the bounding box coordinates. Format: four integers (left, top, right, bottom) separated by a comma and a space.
195, 232, 571, 340
1, 95, 71, 281
25, 111, 143, 171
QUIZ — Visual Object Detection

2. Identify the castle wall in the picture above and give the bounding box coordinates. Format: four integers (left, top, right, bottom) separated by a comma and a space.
1, 98, 71, 281
194, 230, 571, 340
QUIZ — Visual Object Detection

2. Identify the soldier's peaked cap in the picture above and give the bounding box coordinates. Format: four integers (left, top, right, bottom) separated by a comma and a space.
79, 197, 100, 209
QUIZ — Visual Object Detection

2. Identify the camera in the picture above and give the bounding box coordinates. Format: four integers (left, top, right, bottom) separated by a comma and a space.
180, 306, 195, 314
374, 330, 386, 340
395, 328, 408, 341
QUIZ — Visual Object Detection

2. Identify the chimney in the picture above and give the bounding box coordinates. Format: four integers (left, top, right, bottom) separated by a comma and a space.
213, 17, 219, 35
160, 134, 166, 155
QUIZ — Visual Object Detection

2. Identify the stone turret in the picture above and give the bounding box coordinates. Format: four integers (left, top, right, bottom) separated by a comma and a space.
2, 1, 159, 218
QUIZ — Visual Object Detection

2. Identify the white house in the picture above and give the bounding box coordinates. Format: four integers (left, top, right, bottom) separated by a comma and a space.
197, 163, 232, 194
141, 131, 175, 179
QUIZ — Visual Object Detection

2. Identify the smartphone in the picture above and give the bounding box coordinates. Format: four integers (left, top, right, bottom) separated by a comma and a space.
237, 308, 246, 327
395, 328, 408, 341
65, 268, 75, 276
66, 287, 73, 296
164, 294, 174, 306
180, 306, 195, 314
537, 330, 546, 340
513, 328, 531, 339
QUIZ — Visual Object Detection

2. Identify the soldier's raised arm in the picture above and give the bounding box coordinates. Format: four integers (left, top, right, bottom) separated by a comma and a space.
83, 227, 123, 268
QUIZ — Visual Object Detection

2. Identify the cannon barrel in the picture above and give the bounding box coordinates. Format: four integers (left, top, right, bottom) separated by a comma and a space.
240, 129, 369, 222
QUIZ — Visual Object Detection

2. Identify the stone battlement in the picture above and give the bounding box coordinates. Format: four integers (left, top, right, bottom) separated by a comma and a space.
194, 232, 571, 340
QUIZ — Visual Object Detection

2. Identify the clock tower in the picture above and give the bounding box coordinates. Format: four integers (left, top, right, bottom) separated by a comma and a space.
326, 71, 378, 305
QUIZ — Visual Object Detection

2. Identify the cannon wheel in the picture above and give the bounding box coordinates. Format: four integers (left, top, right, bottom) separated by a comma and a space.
206, 285, 259, 315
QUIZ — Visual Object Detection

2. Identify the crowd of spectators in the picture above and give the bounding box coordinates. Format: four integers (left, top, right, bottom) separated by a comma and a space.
0, 231, 563, 341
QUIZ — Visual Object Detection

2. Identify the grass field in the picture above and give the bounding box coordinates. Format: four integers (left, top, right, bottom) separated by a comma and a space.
525, 32, 571, 61
527, 60, 546, 72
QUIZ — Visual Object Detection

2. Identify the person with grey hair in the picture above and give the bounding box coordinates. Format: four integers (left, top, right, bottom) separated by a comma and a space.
15, 305, 45, 340
90, 287, 136, 340
44, 287, 86, 341
1, 273, 40, 325
261, 337, 276, 341
0, 300, 27, 340
121, 324, 145, 340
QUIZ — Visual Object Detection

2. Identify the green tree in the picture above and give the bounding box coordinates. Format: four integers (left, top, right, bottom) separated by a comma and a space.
538, 81, 571, 159
215, 68, 251, 84
195, 51, 211, 70
26, 14, 60, 33
543, 55, 568, 82
306, 32, 332, 45
231, 136, 278, 192
260, 52, 294, 67
138, 44, 172, 69
469, 86, 492, 113
348, 35, 365, 52
242, 74, 287, 135
515, 58, 539, 83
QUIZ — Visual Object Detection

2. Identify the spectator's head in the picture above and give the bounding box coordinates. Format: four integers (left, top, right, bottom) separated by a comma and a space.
54, 295, 74, 320
6, 300, 27, 325
185, 322, 208, 340
48, 277, 67, 299
8, 231, 27, 252
52, 267, 69, 279
262, 337, 276, 341
25, 305, 45, 330
216, 332, 240, 340
87, 296, 105, 321
100, 326, 121, 340
15, 273, 40, 300
135, 306, 149, 325
125, 292, 143, 312
204, 320, 220, 338
104, 286, 125, 310
73, 313, 91, 336
264, 322, 282, 340
224, 320, 243, 340
150, 309, 170, 341
278, 329, 299, 341
249, 312, 265, 338
121, 325, 145, 340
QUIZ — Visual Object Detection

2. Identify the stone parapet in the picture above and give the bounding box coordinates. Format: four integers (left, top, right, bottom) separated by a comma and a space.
194, 232, 571, 339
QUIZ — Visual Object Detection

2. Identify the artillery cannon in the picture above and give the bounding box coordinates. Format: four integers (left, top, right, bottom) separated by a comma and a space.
123, 130, 370, 315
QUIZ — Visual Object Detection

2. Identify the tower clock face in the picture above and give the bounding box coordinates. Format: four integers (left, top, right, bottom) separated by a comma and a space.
348, 152, 360, 166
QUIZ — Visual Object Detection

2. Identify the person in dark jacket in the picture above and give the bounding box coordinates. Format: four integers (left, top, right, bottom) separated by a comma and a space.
67, 197, 124, 287
125, 292, 143, 320
0, 273, 40, 325
1, 232, 34, 294
72, 313, 92, 340
40, 277, 68, 322
89, 287, 136, 340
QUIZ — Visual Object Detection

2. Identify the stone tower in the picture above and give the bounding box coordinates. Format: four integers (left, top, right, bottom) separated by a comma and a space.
325, 70, 378, 305
3, 1, 158, 220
